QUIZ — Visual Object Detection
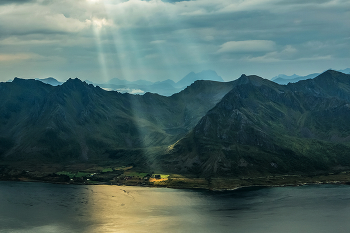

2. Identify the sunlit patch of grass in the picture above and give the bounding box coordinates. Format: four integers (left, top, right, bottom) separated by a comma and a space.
167, 140, 180, 152
101, 168, 113, 173
75, 172, 90, 178
56, 171, 91, 178
56, 171, 75, 178
168, 174, 186, 178
124, 171, 149, 178
152, 174, 169, 179
114, 166, 133, 171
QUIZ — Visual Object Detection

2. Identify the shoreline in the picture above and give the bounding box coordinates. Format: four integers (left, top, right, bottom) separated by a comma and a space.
1, 172, 350, 191
2, 162, 350, 191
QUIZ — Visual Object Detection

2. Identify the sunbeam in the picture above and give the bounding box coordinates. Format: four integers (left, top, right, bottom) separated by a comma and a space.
92, 1, 157, 172
88, 0, 112, 84
94, 0, 213, 172
92, 22, 110, 83
144, 0, 209, 78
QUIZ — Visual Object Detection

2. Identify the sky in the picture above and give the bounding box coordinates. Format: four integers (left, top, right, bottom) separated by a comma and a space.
0, 0, 349, 83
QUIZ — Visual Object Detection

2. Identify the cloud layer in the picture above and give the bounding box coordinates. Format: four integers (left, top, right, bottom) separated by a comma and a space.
0, 0, 349, 82
218, 40, 276, 53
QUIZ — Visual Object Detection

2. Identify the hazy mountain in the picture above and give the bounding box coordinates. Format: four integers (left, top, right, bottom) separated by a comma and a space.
271, 73, 320, 85
154, 79, 176, 86
175, 70, 224, 88
84, 80, 96, 85
272, 68, 350, 85
271, 74, 300, 80
165, 70, 350, 176
107, 78, 153, 86
339, 68, 350, 74
36, 77, 62, 86
99, 70, 225, 96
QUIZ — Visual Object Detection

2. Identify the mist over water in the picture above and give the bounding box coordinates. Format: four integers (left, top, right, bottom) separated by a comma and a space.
0, 182, 350, 233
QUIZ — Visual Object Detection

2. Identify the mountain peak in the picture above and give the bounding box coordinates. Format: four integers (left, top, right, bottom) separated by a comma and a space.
11, 77, 41, 87
313, 69, 350, 85
65, 77, 84, 85
12, 77, 23, 82
272, 69, 350, 85
176, 70, 224, 88
271, 74, 300, 81
36, 77, 62, 86
315, 69, 348, 79
239, 74, 247, 79
61, 78, 91, 90
236, 74, 273, 87
323, 69, 341, 75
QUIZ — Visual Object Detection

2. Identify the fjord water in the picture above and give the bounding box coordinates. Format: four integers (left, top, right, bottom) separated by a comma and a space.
0, 182, 349, 233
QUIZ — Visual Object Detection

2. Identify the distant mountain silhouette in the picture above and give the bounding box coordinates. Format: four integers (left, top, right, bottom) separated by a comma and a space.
175, 70, 224, 88
36, 77, 62, 86
95, 70, 225, 96
272, 73, 319, 85
107, 78, 153, 86
272, 68, 350, 85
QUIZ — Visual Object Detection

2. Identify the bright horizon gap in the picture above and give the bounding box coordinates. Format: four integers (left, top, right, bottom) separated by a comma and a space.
6, 67, 350, 84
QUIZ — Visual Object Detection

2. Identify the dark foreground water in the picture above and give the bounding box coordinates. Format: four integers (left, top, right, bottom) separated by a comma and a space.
0, 182, 350, 233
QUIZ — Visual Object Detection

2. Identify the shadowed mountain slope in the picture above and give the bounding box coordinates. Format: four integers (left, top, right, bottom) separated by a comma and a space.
164, 70, 350, 176
0, 78, 235, 163
2, 70, 350, 177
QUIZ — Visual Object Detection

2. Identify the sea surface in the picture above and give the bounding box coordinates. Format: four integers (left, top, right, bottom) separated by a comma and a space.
0, 181, 350, 233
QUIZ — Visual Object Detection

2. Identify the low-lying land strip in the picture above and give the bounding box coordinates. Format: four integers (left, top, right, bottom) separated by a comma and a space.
1, 162, 350, 190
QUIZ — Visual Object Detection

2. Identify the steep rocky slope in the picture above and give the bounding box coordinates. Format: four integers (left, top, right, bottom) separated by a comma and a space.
164, 71, 350, 176
2, 70, 350, 178
0, 77, 235, 163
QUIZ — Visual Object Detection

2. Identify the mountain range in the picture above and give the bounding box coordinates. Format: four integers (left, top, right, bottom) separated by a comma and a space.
0, 76, 233, 165
97, 70, 224, 96
35, 77, 63, 86
35, 68, 350, 93
165, 70, 350, 176
271, 68, 350, 85
1, 70, 350, 177
21, 70, 224, 97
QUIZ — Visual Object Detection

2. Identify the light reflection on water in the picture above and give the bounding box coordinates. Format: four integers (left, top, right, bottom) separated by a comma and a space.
1, 182, 350, 233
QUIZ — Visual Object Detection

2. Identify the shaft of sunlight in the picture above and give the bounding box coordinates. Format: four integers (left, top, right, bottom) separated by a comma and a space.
102, 1, 172, 171
105, 1, 150, 82
92, 18, 110, 83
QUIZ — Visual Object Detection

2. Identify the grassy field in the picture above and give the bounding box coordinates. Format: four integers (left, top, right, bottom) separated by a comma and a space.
101, 168, 113, 173
124, 171, 149, 178
4, 161, 350, 190
56, 171, 91, 178
114, 166, 133, 171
